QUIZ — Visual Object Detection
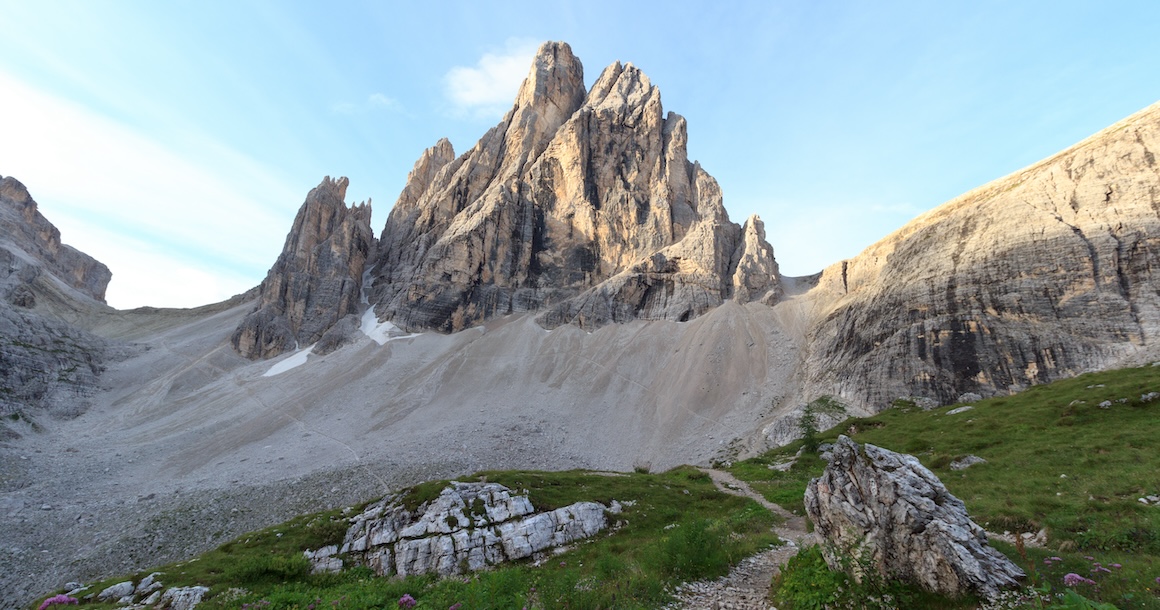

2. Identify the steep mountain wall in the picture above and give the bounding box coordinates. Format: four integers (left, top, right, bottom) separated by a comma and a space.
369, 42, 781, 333
0, 177, 111, 423
803, 102, 1160, 408
232, 177, 373, 359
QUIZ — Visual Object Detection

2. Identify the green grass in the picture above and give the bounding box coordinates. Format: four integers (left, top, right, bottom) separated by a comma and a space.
40, 467, 779, 610
739, 364, 1160, 609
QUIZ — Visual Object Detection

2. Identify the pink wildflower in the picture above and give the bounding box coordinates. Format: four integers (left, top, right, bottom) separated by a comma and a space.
1063, 573, 1097, 587
398, 593, 418, 609
38, 596, 78, 610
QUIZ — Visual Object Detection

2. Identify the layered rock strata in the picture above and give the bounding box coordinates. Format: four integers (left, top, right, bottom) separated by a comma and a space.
232, 176, 373, 359
369, 41, 781, 332
0, 177, 109, 421
805, 102, 1160, 408
804, 436, 1024, 600
331, 482, 608, 577
0, 176, 112, 303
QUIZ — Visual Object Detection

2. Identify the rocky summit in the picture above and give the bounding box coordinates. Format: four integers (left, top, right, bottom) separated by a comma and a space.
367, 41, 780, 333
232, 176, 373, 359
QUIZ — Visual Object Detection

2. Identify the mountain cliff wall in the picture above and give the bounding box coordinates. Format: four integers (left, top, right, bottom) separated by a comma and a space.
802, 102, 1160, 408
368, 41, 781, 333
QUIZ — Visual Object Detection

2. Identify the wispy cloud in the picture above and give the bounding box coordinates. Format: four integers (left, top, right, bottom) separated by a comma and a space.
0, 69, 296, 309
331, 92, 402, 115
443, 38, 539, 118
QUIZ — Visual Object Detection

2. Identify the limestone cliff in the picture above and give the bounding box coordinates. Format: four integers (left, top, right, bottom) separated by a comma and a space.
0, 176, 109, 422
232, 177, 373, 359
369, 41, 781, 332
0, 176, 111, 303
803, 102, 1160, 408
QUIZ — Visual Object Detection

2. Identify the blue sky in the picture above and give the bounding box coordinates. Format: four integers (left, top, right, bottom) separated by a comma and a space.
2, 1, 1158, 308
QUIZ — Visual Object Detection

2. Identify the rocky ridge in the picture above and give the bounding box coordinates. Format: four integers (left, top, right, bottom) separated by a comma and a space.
803, 102, 1160, 408
367, 41, 780, 333
232, 176, 373, 359
0, 177, 111, 423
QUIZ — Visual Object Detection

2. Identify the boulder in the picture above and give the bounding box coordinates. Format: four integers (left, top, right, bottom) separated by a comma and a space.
330, 481, 608, 577
804, 436, 1023, 600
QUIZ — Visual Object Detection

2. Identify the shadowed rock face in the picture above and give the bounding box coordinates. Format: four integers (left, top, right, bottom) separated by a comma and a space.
232, 176, 373, 359
0, 176, 111, 303
804, 102, 1160, 408
0, 178, 112, 421
369, 41, 781, 332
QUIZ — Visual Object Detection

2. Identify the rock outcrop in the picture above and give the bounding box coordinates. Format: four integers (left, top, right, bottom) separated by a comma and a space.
368, 41, 780, 332
0, 177, 109, 422
804, 436, 1023, 600
332, 482, 608, 577
232, 176, 373, 359
804, 102, 1160, 409
0, 176, 112, 303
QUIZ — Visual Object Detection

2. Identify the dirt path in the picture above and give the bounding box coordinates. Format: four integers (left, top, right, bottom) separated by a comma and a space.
666, 469, 815, 610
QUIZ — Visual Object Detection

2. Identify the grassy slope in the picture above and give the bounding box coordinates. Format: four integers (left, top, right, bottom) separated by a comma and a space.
40, 467, 778, 610
731, 364, 1160, 608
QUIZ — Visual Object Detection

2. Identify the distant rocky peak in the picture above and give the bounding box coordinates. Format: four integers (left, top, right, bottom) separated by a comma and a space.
390, 139, 456, 220
365, 43, 783, 333
512, 41, 586, 123
232, 176, 374, 359
500, 41, 587, 173
0, 175, 111, 303
586, 61, 660, 117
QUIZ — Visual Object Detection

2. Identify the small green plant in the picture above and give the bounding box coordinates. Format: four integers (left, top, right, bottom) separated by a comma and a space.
799, 396, 847, 453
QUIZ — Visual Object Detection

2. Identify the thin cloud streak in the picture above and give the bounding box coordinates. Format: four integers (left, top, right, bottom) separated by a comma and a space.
443, 39, 539, 118
0, 70, 295, 308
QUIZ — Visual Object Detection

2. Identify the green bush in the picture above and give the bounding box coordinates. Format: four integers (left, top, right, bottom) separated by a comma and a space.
224, 554, 311, 585
656, 519, 730, 580
772, 546, 845, 609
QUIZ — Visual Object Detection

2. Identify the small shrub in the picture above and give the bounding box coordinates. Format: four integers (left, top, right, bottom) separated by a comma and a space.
656, 519, 730, 580
225, 554, 310, 585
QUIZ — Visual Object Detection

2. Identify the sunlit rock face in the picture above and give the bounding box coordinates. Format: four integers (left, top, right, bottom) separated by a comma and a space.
232, 176, 373, 359
803, 102, 1160, 408
368, 41, 781, 333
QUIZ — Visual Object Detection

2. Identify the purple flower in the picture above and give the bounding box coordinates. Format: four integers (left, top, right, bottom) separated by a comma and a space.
1111, 563, 1122, 569
398, 593, 418, 609
1063, 573, 1097, 587
449, 604, 463, 610
1049, 556, 1063, 561
1092, 566, 1112, 574
37, 595, 78, 610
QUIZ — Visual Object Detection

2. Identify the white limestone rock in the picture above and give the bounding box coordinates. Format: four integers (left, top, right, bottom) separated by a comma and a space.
327, 481, 608, 577
805, 436, 1023, 600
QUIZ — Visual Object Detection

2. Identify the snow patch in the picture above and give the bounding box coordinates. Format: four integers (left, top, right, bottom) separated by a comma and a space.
360, 307, 421, 345
262, 344, 316, 377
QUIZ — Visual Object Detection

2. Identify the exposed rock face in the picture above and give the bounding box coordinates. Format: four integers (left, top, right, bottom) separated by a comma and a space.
232, 177, 373, 359
369, 41, 780, 332
804, 102, 1160, 409
804, 436, 1023, 600
334, 482, 608, 577
0, 176, 112, 303
0, 177, 109, 421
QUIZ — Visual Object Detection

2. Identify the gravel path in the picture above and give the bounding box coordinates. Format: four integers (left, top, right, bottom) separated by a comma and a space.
665, 469, 815, 610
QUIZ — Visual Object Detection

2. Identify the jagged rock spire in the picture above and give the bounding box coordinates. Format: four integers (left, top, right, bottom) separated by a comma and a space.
232, 176, 373, 359
368, 42, 782, 333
